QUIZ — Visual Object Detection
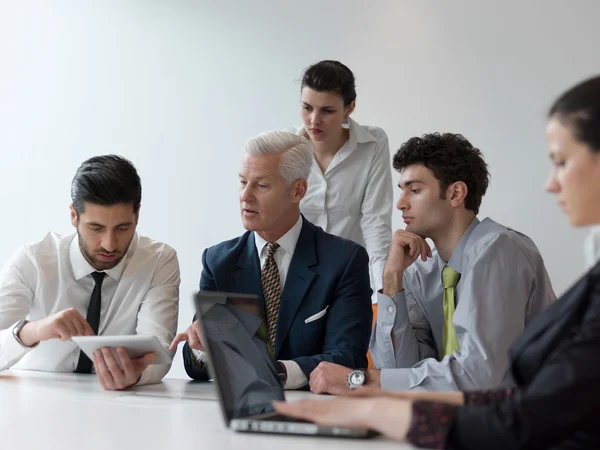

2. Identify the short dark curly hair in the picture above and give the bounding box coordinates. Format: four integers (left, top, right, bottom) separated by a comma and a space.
393, 133, 490, 214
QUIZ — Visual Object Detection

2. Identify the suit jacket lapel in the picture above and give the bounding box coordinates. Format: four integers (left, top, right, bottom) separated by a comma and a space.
275, 221, 317, 357
234, 232, 263, 302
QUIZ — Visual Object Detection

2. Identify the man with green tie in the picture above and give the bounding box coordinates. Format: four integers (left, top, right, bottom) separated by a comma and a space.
308, 132, 556, 393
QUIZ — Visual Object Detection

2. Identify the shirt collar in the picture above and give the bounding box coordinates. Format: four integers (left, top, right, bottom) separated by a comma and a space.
447, 217, 480, 274
348, 117, 378, 144
254, 215, 303, 259
69, 232, 137, 282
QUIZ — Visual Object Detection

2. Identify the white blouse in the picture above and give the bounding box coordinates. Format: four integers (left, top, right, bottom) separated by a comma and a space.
297, 118, 393, 300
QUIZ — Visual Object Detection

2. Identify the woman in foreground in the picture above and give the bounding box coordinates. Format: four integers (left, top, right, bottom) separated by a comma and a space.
275, 75, 600, 449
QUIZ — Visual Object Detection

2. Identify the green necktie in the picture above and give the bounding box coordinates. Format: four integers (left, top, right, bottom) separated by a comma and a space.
441, 265, 461, 358
256, 321, 274, 359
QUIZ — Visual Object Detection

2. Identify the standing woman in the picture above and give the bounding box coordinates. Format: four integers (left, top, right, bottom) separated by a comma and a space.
276, 75, 600, 448
297, 60, 393, 300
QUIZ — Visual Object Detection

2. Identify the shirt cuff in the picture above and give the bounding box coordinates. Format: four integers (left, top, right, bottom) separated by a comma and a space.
0, 322, 35, 371
376, 290, 410, 326
280, 360, 307, 389
380, 368, 412, 391
135, 364, 170, 387
190, 347, 206, 368
406, 401, 457, 449
369, 260, 386, 303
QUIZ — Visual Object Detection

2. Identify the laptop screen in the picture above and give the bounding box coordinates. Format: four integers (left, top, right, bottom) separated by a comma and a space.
195, 291, 285, 422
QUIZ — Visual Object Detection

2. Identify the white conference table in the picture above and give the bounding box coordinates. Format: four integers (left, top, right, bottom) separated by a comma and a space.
0, 370, 417, 450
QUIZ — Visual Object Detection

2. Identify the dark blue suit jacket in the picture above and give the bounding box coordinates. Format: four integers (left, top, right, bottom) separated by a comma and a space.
183, 218, 373, 381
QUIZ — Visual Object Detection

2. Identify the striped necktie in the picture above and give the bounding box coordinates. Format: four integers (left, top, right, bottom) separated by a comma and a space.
261, 242, 281, 349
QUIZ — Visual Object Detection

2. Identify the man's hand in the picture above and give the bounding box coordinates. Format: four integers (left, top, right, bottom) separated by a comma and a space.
310, 363, 383, 395
309, 361, 353, 395
93, 347, 155, 391
18, 308, 94, 347
273, 396, 413, 442
383, 230, 432, 296
168, 320, 204, 352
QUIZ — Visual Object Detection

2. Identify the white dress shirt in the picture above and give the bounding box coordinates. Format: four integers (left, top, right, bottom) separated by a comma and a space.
253, 215, 306, 389
0, 232, 180, 386
297, 118, 393, 301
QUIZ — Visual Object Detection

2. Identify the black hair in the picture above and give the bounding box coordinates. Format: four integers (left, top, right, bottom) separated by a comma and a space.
549, 75, 600, 152
71, 154, 141, 215
393, 133, 490, 214
301, 60, 356, 106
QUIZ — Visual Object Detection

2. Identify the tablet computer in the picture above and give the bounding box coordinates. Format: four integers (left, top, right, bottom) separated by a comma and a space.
72, 335, 173, 365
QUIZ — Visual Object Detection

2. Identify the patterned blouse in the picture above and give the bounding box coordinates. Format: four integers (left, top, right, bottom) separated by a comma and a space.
406, 388, 515, 449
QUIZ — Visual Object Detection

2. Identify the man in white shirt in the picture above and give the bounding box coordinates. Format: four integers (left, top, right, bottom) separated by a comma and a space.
170, 131, 373, 389
0, 155, 180, 390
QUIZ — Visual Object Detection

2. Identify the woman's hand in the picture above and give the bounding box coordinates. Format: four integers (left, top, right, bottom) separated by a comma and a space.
273, 396, 413, 441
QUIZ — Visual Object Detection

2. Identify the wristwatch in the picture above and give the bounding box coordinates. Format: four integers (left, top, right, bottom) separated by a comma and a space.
347, 369, 366, 389
12, 319, 38, 348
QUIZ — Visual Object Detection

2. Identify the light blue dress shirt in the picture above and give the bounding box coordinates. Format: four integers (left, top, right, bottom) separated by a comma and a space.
370, 217, 556, 391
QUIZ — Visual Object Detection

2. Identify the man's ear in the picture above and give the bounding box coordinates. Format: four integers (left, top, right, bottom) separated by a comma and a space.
135, 204, 141, 225
448, 181, 468, 208
69, 204, 78, 228
291, 179, 308, 203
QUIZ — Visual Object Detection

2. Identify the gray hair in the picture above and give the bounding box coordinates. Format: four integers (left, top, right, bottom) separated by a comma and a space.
243, 131, 313, 185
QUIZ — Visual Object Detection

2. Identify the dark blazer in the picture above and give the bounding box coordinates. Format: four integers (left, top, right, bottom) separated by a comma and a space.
451, 260, 600, 449
183, 217, 373, 381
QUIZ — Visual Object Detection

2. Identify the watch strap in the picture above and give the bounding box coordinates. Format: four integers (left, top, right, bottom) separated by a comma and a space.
276, 361, 288, 385
12, 319, 38, 348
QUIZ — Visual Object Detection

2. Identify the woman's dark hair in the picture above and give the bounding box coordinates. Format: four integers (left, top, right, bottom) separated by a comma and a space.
549, 75, 600, 152
393, 133, 490, 214
71, 154, 142, 216
301, 60, 356, 106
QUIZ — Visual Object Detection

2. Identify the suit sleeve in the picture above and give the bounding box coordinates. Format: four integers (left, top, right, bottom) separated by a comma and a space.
292, 245, 373, 375
447, 278, 600, 449
183, 248, 216, 381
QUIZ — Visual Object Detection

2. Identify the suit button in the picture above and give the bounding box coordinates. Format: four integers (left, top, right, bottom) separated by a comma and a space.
388, 306, 394, 313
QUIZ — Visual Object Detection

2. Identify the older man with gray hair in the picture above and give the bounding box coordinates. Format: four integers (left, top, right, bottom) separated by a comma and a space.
171, 131, 373, 389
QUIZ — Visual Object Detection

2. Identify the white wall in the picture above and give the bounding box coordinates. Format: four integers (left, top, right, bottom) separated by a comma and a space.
1, 0, 599, 379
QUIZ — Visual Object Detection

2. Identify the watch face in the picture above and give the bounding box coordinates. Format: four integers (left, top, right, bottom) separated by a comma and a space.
349, 371, 365, 386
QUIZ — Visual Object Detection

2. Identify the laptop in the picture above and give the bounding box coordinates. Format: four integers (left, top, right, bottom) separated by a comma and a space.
194, 291, 374, 438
